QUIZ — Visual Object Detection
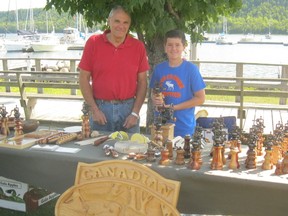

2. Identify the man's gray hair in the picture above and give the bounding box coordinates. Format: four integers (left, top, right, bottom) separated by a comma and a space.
108, 5, 130, 18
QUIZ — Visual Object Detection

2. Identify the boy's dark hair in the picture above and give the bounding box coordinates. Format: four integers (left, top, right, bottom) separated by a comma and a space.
164, 29, 187, 46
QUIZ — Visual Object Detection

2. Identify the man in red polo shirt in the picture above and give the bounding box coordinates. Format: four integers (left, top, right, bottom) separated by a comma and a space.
78, 5, 149, 133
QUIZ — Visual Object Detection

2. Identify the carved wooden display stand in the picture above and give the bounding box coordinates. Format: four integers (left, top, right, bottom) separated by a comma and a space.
150, 123, 175, 143
55, 161, 181, 216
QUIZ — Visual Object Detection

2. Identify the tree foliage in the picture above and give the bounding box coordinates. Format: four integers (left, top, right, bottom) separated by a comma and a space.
45, 0, 242, 129
45, 0, 242, 44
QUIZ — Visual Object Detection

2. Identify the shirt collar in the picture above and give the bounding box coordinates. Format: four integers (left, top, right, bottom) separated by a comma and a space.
103, 29, 133, 48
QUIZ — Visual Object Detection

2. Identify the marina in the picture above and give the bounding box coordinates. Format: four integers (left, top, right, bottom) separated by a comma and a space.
0, 34, 288, 135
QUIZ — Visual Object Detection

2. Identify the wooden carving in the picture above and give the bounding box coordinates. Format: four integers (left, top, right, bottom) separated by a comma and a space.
55, 160, 181, 216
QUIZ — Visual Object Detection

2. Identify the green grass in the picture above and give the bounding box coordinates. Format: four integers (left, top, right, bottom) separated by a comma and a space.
0, 87, 82, 95
1, 87, 286, 105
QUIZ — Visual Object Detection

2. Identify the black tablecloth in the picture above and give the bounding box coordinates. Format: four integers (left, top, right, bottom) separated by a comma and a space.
1, 132, 288, 215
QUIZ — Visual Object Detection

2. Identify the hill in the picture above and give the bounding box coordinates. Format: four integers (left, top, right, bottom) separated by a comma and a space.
0, 0, 287, 35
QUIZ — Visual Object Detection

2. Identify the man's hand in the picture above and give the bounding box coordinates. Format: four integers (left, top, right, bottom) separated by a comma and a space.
123, 114, 138, 129
91, 108, 107, 125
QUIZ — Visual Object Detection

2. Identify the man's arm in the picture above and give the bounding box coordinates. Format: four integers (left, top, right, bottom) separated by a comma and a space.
79, 69, 107, 124
132, 71, 148, 114
123, 71, 147, 128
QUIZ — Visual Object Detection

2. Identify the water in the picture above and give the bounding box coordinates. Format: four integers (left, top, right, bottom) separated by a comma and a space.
1, 33, 288, 78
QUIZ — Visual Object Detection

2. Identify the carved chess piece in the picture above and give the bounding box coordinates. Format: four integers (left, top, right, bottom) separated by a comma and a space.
12, 106, 23, 137
253, 117, 265, 156
210, 119, 226, 170
159, 148, 170, 165
211, 145, 224, 170
146, 147, 156, 162
272, 144, 282, 165
81, 102, 91, 138
228, 147, 240, 169
155, 132, 164, 146
281, 151, 288, 174
282, 122, 288, 156
175, 148, 185, 165
165, 139, 173, 159
187, 149, 201, 170
245, 127, 258, 169
228, 126, 242, 159
262, 149, 273, 170
183, 135, 191, 159
246, 148, 257, 169
275, 160, 283, 175
0, 104, 10, 136
152, 82, 164, 112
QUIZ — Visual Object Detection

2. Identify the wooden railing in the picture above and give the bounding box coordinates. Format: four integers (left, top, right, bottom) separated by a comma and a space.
0, 57, 288, 129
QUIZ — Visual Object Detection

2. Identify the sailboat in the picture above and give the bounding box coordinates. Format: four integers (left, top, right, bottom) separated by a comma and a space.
30, 12, 68, 52
215, 17, 235, 45
4, 0, 38, 52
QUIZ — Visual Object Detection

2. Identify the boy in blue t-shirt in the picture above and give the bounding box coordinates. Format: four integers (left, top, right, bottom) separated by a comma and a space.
150, 29, 206, 137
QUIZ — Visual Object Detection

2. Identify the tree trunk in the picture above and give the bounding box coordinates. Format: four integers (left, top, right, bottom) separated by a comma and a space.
145, 35, 166, 133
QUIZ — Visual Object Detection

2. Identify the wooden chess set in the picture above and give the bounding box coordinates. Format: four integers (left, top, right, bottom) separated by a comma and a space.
0, 103, 95, 149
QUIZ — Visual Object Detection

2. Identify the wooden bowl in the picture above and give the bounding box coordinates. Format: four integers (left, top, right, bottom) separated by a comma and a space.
22, 120, 40, 133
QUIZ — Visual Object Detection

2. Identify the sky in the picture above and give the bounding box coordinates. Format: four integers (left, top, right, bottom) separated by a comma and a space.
1, 0, 47, 12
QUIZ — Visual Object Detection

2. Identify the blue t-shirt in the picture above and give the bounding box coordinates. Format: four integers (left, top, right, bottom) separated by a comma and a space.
150, 60, 206, 137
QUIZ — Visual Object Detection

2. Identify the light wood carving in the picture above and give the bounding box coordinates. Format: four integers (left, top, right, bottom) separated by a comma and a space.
55, 160, 181, 216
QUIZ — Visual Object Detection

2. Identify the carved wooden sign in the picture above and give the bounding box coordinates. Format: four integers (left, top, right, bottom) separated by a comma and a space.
55, 160, 181, 216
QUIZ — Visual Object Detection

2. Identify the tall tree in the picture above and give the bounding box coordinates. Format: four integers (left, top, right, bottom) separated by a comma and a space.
45, 0, 242, 130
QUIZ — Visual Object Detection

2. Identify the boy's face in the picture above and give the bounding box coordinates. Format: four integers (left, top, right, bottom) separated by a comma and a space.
164, 38, 185, 60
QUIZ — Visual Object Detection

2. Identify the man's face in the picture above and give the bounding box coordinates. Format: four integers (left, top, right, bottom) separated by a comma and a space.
108, 10, 131, 40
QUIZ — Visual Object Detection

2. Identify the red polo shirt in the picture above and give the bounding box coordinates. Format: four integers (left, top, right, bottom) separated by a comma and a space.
78, 30, 150, 100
